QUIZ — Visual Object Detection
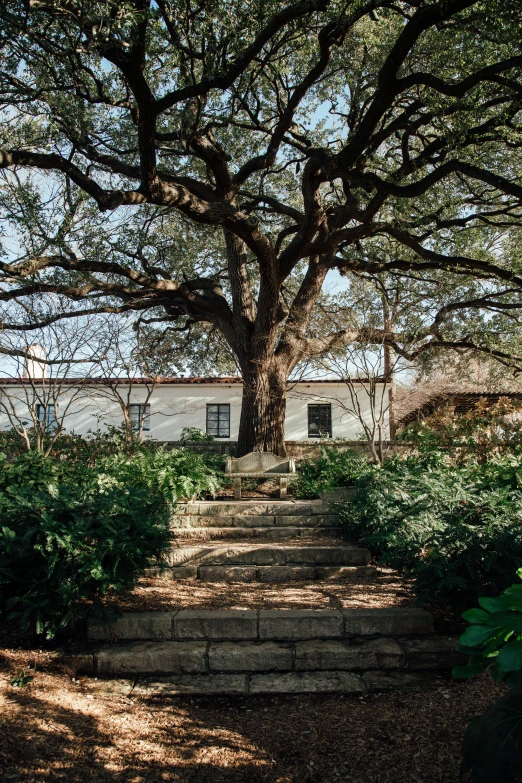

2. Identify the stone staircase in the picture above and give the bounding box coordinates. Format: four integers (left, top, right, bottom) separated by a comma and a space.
149, 499, 374, 583
82, 608, 461, 696
74, 498, 463, 696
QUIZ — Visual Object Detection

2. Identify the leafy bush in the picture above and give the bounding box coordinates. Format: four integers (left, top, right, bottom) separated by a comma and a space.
180, 427, 214, 442
94, 446, 222, 503
294, 447, 371, 499
0, 440, 221, 636
452, 572, 522, 782
0, 473, 171, 638
340, 455, 522, 610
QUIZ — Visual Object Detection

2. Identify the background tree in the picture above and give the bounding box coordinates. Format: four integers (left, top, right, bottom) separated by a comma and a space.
1, 0, 522, 454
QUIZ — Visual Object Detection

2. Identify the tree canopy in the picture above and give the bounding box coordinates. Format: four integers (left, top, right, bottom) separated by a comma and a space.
1, 0, 522, 453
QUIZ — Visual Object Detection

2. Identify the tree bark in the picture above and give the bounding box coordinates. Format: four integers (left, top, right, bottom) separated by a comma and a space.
236, 362, 288, 456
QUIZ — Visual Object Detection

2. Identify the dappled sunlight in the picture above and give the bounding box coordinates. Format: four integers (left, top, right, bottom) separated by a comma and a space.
108, 570, 413, 612
0, 647, 506, 782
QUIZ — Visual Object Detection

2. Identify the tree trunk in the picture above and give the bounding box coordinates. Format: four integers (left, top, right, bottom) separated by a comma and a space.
236, 363, 288, 456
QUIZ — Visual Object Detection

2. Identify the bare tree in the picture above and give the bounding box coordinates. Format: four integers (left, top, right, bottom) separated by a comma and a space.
0, 303, 114, 454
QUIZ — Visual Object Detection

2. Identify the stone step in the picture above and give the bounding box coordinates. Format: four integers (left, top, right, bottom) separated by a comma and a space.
164, 544, 370, 567
172, 527, 345, 542
175, 501, 330, 517
171, 514, 340, 529
79, 629, 460, 695
147, 564, 377, 582
88, 607, 434, 642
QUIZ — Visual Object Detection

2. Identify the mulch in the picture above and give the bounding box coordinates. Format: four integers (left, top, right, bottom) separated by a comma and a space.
0, 644, 503, 783
101, 570, 416, 613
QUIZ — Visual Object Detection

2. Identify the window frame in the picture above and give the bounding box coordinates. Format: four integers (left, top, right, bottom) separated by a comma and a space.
206, 403, 231, 439
307, 403, 332, 439
128, 403, 151, 432
35, 403, 58, 431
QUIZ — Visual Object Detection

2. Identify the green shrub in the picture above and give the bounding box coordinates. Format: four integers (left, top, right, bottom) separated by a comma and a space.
0, 477, 171, 638
340, 455, 522, 610
94, 446, 222, 502
0, 441, 221, 636
294, 448, 371, 499
452, 572, 522, 782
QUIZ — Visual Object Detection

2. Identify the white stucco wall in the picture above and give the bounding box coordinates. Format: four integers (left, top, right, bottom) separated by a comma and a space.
0, 380, 389, 441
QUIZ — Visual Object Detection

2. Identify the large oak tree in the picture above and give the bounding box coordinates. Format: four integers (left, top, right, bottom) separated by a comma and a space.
1, 0, 522, 454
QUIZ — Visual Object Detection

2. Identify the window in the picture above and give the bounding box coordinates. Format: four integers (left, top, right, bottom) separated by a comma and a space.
36, 403, 58, 431
128, 404, 151, 431
308, 404, 332, 438
206, 404, 230, 438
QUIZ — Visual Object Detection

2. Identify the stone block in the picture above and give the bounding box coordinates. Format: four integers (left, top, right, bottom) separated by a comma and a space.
259, 609, 343, 640
269, 503, 327, 516
274, 515, 340, 527
221, 546, 285, 565
88, 611, 173, 641
343, 608, 434, 637
196, 515, 274, 528
134, 674, 247, 696
174, 609, 258, 640
257, 566, 316, 583
166, 546, 215, 566
401, 636, 461, 670
315, 566, 377, 580
249, 671, 365, 694
209, 642, 293, 672
253, 526, 303, 539
284, 546, 370, 565
199, 566, 257, 583
169, 566, 198, 579
196, 503, 269, 516
96, 641, 207, 675
362, 671, 438, 691
295, 638, 405, 671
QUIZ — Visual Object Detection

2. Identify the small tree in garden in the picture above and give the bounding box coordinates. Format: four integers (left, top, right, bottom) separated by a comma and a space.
0, 302, 114, 455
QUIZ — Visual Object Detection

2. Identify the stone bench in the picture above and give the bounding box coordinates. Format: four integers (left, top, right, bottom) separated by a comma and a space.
225, 452, 297, 499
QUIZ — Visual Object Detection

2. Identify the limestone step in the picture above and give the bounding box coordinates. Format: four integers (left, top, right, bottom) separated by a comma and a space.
88, 607, 435, 642
175, 501, 330, 517
148, 564, 377, 582
171, 514, 341, 529
165, 543, 369, 566
80, 612, 459, 695
173, 526, 344, 541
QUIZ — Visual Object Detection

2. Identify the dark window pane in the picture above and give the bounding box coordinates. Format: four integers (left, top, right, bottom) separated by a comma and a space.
207, 404, 230, 438
308, 404, 332, 438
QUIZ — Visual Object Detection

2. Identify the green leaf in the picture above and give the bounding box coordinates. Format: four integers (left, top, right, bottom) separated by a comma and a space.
496, 640, 522, 674
462, 607, 490, 623
452, 659, 491, 679
459, 624, 500, 649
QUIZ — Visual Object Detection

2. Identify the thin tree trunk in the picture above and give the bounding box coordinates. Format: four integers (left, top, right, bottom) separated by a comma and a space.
237, 363, 287, 456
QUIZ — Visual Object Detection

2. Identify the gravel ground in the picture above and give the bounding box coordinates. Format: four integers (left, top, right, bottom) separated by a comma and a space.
0, 645, 503, 783
102, 569, 415, 612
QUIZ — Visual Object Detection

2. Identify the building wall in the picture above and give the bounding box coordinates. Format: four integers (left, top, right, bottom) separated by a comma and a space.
0, 381, 389, 441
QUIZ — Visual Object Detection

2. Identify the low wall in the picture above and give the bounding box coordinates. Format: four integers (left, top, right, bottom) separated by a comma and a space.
166, 440, 411, 460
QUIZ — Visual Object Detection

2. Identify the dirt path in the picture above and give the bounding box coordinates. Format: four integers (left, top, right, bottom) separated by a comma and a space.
0, 645, 503, 783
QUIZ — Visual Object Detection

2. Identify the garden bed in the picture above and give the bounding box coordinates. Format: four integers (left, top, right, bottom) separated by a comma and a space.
0, 644, 504, 783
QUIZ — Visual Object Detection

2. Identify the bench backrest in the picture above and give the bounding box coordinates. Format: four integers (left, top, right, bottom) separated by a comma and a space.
226, 452, 296, 474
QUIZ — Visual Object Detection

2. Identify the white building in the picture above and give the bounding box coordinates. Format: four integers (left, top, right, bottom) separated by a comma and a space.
0, 376, 389, 442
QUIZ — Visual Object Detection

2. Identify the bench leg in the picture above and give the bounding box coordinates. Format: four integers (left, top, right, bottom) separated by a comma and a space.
279, 477, 288, 499
233, 476, 242, 500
